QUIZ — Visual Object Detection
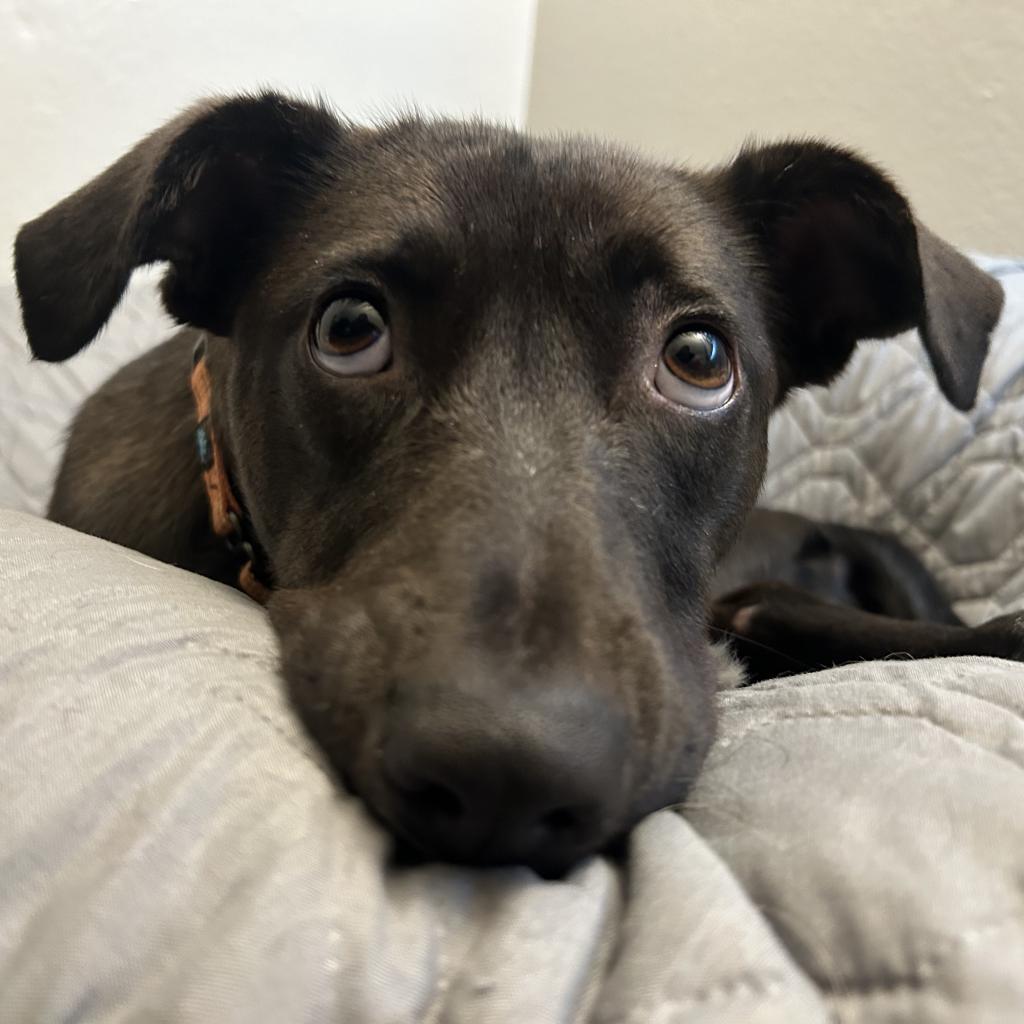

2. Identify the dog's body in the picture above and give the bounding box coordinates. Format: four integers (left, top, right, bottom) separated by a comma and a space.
15, 93, 1021, 874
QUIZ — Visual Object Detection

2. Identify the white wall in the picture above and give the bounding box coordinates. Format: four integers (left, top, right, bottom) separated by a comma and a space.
527, 0, 1024, 254
1, 0, 538, 277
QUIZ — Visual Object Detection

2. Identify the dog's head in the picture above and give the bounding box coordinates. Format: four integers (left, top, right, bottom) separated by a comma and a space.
15, 93, 1002, 874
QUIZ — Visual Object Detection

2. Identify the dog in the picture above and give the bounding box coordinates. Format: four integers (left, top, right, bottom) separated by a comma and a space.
14, 91, 1022, 875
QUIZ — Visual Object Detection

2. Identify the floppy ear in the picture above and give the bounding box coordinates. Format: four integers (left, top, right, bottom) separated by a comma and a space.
15, 91, 340, 362
717, 141, 1003, 410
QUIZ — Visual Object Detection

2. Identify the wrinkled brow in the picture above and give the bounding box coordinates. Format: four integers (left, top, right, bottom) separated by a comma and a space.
346, 229, 458, 298
605, 233, 679, 292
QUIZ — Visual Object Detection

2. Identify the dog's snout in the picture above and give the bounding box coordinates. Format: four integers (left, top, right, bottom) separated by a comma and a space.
379, 678, 628, 873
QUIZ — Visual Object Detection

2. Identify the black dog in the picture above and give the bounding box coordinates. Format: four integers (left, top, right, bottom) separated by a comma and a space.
14, 92, 1021, 875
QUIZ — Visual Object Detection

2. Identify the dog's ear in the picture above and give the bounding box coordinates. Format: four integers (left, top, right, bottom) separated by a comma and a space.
15, 91, 340, 362
715, 141, 1003, 410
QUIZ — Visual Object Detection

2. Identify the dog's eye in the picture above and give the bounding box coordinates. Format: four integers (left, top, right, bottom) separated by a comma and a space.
655, 329, 734, 410
311, 297, 391, 375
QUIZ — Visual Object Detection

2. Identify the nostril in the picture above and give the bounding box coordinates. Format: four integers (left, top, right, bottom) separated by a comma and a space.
413, 781, 465, 819
383, 742, 468, 821
539, 804, 601, 843
541, 806, 579, 833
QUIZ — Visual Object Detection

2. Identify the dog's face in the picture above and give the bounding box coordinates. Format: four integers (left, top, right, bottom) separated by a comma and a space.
15, 94, 1001, 874
229, 127, 775, 872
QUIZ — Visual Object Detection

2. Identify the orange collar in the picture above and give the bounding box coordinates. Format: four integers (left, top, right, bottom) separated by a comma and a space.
189, 339, 271, 604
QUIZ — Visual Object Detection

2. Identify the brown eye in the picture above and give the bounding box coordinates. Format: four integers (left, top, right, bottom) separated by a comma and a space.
311, 296, 391, 375
655, 329, 734, 409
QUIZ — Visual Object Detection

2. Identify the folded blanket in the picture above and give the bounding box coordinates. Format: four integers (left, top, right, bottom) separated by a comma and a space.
2, 508, 1022, 1023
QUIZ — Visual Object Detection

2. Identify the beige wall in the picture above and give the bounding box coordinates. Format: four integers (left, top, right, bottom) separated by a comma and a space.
527, 0, 1024, 254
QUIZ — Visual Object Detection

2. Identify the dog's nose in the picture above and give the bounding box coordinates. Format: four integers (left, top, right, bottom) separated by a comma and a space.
380, 680, 627, 872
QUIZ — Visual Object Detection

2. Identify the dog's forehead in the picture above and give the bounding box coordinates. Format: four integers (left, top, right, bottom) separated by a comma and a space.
302, 120, 747, 296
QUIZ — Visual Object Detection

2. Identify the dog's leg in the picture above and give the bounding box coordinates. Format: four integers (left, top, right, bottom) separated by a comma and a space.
712, 581, 1024, 681
714, 509, 963, 624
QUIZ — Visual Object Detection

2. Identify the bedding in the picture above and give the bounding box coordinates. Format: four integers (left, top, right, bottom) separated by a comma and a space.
1, 260, 1023, 1022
